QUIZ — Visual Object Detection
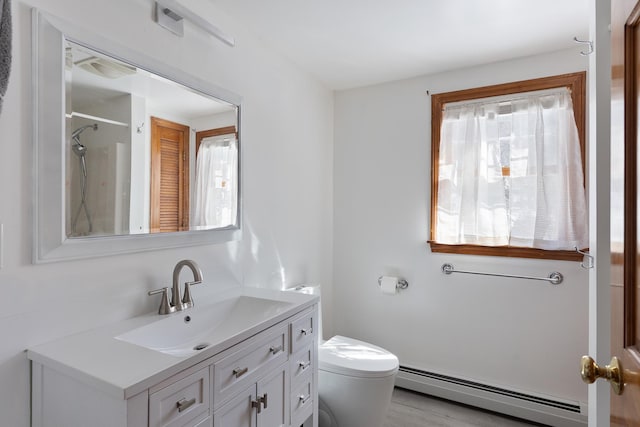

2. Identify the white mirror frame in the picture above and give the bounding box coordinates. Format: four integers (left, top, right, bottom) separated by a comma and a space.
32, 9, 242, 263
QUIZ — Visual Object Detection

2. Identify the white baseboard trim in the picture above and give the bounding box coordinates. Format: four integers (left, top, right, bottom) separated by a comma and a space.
396, 366, 587, 427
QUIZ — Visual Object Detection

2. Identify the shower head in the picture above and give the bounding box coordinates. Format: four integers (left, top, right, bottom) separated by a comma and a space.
71, 124, 97, 158
71, 124, 98, 145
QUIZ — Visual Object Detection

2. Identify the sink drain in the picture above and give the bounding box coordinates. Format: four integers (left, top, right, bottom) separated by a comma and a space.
193, 343, 209, 351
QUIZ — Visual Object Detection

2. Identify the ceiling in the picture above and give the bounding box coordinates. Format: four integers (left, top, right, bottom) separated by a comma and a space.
211, 0, 590, 90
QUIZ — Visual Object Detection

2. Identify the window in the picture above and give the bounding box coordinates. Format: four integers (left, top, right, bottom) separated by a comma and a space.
193, 126, 239, 229
429, 73, 587, 260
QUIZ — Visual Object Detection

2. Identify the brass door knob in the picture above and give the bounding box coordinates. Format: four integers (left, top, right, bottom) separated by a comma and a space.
580, 355, 624, 395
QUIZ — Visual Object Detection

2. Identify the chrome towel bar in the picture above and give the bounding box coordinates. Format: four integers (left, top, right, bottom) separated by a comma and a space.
441, 263, 563, 285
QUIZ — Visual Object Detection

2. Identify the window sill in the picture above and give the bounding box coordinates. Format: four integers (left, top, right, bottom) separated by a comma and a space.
428, 241, 584, 262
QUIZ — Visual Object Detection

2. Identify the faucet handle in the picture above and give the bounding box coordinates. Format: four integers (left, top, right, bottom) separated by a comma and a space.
148, 287, 175, 315
182, 280, 200, 309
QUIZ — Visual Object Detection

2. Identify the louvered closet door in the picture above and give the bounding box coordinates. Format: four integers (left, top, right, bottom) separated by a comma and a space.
150, 117, 190, 233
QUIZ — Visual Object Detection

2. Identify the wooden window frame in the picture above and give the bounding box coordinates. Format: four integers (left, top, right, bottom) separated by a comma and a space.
429, 72, 586, 261
195, 125, 238, 156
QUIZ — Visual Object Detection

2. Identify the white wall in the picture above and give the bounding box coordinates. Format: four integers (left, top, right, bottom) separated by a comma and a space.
333, 49, 589, 403
0, 1, 333, 426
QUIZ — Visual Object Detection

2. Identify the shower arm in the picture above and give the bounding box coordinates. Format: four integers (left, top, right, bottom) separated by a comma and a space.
71, 124, 98, 144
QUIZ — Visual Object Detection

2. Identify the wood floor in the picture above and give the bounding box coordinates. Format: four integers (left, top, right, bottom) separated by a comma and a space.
384, 388, 547, 427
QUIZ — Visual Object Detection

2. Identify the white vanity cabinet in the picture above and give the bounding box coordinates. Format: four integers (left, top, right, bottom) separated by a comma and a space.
213, 362, 289, 427
288, 309, 316, 427
29, 297, 318, 427
208, 306, 319, 427
212, 322, 290, 427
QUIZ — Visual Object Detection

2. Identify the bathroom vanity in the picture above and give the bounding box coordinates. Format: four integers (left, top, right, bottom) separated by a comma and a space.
28, 288, 318, 427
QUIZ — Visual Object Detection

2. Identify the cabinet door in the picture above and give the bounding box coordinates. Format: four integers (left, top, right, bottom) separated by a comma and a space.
193, 417, 212, 427
257, 363, 289, 427
213, 385, 257, 427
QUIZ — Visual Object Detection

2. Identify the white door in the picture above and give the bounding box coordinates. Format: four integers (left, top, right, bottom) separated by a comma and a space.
585, 0, 612, 424
586, 0, 640, 425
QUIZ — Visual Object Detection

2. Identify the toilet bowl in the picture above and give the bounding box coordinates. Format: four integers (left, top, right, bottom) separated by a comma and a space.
318, 335, 398, 427
287, 285, 399, 427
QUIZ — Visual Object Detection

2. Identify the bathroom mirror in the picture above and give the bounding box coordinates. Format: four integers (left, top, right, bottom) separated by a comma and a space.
33, 10, 242, 263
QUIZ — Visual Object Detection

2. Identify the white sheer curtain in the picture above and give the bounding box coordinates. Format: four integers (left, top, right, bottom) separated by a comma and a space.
193, 135, 238, 229
435, 88, 588, 250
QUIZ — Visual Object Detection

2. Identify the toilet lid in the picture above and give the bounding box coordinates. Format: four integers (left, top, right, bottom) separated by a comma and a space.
318, 335, 399, 378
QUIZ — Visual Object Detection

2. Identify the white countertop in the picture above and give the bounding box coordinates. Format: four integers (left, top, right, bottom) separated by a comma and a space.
27, 287, 318, 400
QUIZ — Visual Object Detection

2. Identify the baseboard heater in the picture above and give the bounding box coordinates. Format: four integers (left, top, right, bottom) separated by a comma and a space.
396, 366, 587, 427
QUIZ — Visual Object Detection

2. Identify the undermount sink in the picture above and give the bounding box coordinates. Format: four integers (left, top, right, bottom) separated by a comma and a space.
115, 295, 294, 357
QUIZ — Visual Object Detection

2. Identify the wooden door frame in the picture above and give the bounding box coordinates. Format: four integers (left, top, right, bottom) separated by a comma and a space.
624, 0, 640, 352
608, 0, 640, 425
150, 116, 190, 233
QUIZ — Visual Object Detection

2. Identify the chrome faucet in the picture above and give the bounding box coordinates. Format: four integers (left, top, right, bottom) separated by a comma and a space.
148, 259, 203, 315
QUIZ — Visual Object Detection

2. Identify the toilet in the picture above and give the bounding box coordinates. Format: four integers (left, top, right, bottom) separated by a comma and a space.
288, 285, 399, 427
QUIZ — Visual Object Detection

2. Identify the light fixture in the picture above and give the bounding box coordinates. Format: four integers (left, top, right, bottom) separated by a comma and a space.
154, 0, 235, 47
74, 56, 137, 79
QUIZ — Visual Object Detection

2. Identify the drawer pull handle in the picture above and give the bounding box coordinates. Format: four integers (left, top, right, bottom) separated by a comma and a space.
232, 367, 249, 378
298, 394, 311, 405
259, 393, 268, 409
300, 328, 313, 336
251, 399, 262, 414
176, 397, 196, 413
269, 345, 283, 355
299, 360, 311, 370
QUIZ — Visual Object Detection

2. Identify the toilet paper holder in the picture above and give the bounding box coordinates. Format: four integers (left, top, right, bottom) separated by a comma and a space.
377, 276, 409, 290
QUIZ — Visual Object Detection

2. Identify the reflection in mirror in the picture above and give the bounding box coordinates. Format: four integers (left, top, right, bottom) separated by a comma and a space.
65, 41, 239, 238
33, 10, 242, 262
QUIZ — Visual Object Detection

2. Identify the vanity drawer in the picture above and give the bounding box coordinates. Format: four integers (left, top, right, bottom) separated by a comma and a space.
149, 367, 210, 427
290, 344, 313, 386
290, 374, 314, 427
213, 324, 288, 408
290, 309, 314, 353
